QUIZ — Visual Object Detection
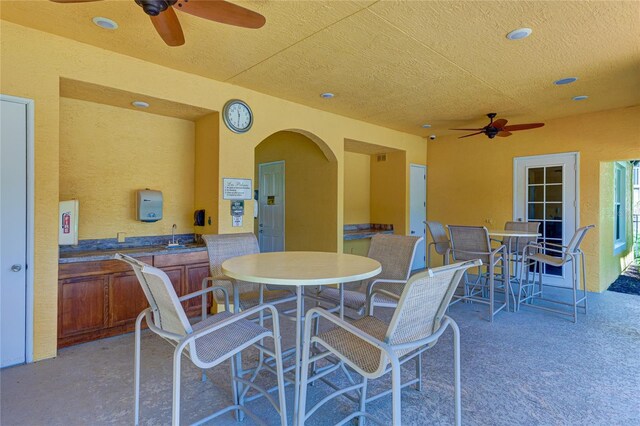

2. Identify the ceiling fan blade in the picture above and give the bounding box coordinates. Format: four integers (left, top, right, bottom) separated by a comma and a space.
492, 119, 508, 129
49, 0, 103, 2
503, 123, 545, 131
174, 0, 266, 29
458, 131, 484, 139
450, 128, 484, 131
497, 131, 512, 137
150, 8, 185, 46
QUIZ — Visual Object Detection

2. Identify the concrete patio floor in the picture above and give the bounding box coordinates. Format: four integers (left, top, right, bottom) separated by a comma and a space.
2, 289, 639, 426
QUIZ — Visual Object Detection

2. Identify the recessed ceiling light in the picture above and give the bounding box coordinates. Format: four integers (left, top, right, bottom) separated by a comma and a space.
506, 28, 532, 40
92, 17, 118, 30
131, 101, 150, 108
421, 124, 431, 128
554, 77, 578, 85
320, 93, 335, 99
572, 95, 589, 101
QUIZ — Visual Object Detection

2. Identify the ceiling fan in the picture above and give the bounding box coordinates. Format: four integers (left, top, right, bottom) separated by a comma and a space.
50, 0, 266, 47
451, 113, 544, 139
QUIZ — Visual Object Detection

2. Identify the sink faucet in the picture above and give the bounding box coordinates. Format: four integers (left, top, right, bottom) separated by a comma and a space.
170, 224, 178, 245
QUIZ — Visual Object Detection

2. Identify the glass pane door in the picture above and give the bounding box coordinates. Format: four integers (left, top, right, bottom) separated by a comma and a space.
526, 165, 564, 275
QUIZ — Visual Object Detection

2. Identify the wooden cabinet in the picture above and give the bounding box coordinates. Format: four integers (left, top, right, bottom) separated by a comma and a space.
58, 250, 210, 348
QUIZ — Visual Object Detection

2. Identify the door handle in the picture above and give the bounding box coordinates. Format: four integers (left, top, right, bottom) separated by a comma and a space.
11, 264, 22, 272
259, 224, 264, 227
410, 230, 416, 234
259, 230, 263, 234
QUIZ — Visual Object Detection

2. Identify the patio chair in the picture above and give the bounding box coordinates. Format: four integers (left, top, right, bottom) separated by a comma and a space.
517, 225, 594, 322
297, 259, 482, 426
115, 253, 287, 426
313, 234, 422, 317
426, 221, 450, 267
202, 233, 295, 314
499, 221, 540, 307
446, 225, 508, 321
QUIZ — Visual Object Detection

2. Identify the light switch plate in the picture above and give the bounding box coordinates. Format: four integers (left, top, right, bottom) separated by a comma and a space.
117, 232, 126, 243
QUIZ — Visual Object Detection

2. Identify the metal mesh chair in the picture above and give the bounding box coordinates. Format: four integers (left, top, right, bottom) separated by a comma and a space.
314, 234, 422, 316
502, 221, 540, 254
297, 260, 482, 426
447, 225, 508, 321
202, 233, 295, 313
115, 254, 287, 426
517, 225, 594, 322
426, 221, 450, 267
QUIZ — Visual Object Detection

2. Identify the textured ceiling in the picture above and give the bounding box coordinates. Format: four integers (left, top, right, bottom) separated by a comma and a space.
1, 0, 639, 136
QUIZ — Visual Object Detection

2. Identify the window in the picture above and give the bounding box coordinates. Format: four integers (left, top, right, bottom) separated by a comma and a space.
614, 162, 626, 254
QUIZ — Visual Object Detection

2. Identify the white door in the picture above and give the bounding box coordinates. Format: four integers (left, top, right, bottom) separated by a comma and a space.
410, 164, 427, 270
1, 98, 28, 367
258, 161, 285, 252
514, 153, 578, 288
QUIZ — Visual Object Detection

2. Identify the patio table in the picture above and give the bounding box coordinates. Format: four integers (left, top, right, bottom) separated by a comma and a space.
222, 251, 381, 425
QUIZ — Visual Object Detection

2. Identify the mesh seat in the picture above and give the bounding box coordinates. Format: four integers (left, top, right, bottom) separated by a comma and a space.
315, 234, 422, 315
115, 254, 287, 426
426, 221, 450, 267
298, 260, 481, 426
202, 233, 295, 311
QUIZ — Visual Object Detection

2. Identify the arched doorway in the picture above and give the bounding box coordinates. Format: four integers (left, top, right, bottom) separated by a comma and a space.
254, 130, 338, 252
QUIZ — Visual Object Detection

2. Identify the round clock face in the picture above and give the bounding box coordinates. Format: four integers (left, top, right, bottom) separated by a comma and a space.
223, 100, 253, 133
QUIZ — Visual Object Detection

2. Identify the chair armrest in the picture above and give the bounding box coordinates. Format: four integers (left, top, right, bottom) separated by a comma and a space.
180, 303, 279, 344
306, 307, 393, 353
366, 278, 407, 296
367, 289, 401, 312
389, 316, 455, 352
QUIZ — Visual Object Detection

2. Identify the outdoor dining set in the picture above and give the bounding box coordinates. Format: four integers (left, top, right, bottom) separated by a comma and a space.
116, 221, 593, 426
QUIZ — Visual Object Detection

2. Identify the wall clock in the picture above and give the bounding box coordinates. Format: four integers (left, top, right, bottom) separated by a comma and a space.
222, 99, 253, 133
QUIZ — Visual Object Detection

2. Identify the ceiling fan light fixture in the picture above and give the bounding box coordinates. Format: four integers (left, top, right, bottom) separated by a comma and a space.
421, 124, 431, 128
320, 93, 335, 99
572, 95, 589, 101
506, 27, 532, 40
131, 101, 150, 108
92, 17, 118, 30
554, 77, 578, 85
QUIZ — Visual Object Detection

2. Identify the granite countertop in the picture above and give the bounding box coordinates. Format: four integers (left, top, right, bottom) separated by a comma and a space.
344, 223, 394, 240
59, 234, 206, 264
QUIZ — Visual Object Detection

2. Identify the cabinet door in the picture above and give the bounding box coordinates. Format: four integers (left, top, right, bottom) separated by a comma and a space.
59, 276, 108, 337
109, 272, 149, 327
184, 264, 211, 314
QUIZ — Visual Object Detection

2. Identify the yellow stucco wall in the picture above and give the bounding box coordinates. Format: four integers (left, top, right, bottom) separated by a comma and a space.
427, 106, 640, 292
599, 161, 635, 286
59, 98, 195, 239
0, 21, 424, 360
194, 113, 219, 235
255, 131, 337, 252
344, 151, 371, 224
371, 151, 407, 234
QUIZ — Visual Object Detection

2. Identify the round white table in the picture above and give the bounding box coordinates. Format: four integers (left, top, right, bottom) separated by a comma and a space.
222, 251, 381, 425
487, 230, 541, 238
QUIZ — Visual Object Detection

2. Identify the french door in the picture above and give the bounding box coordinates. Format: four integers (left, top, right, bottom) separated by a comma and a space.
513, 153, 579, 288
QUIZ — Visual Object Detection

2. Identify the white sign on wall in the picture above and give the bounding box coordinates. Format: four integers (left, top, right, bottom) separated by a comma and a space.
223, 178, 252, 200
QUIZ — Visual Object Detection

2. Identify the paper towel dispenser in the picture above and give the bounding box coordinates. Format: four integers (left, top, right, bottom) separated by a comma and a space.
137, 189, 163, 222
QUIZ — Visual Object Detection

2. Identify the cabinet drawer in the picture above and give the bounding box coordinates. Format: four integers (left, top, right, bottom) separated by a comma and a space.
154, 250, 208, 268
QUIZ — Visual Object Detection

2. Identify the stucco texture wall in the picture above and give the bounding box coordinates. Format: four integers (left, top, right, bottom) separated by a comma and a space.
427, 106, 640, 292
59, 98, 196, 239
344, 151, 371, 224
0, 21, 424, 360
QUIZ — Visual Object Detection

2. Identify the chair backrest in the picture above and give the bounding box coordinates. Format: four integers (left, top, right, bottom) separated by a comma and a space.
563, 225, 595, 260
447, 225, 491, 263
503, 221, 540, 252
115, 254, 192, 339
202, 233, 261, 295
385, 260, 481, 352
426, 221, 450, 255
366, 234, 422, 292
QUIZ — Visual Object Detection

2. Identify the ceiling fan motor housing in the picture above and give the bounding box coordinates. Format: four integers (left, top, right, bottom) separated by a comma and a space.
135, 0, 177, 16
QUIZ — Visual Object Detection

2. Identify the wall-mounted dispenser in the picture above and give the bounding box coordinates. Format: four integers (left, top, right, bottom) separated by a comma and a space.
137, 189, 163, 222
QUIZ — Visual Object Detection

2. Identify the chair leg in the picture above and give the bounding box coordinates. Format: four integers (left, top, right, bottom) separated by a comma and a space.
230, 355, 241, 420
272, 333, 288, 426
391, 358, 402, 426
359, 377, 368, 425
297, 312, 313, 426
171, 351, 182, 426
581, 252, 588, 313
134, 313, 144, 426
451, 320, 461, 426
489, 264, 495, 323
415, 352, 423, 391
572, 259, 578, 324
